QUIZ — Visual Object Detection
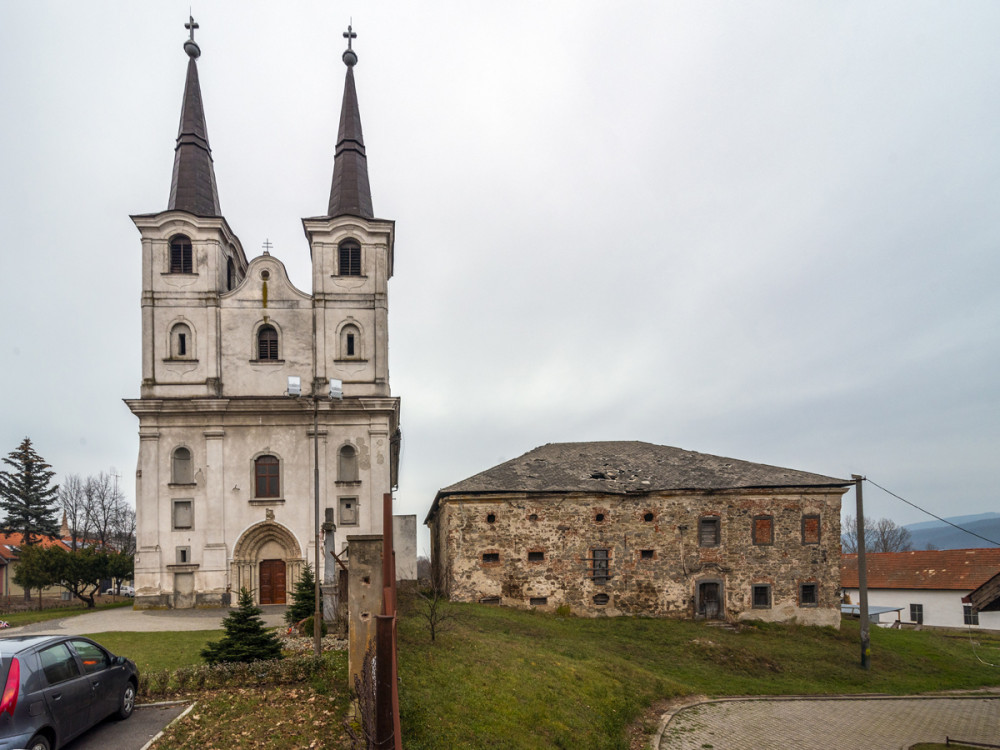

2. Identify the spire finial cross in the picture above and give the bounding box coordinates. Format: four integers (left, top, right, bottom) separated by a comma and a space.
185, 14, 199, 42
343, 23, 357, 51
262, 238, 273, 256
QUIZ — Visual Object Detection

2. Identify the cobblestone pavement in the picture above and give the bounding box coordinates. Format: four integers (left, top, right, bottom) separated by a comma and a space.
658, 696, 1000, 750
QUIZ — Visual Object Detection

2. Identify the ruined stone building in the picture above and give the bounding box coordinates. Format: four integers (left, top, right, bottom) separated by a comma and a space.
126, 22, 407, 608
426, 442, 850, 626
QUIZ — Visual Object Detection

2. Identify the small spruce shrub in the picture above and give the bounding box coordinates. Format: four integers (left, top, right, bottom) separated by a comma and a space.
285, 563, 318, 626
201, 587, 283, 665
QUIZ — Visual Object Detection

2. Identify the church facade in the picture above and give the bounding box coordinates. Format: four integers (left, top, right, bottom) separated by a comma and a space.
126, 22, 401, 608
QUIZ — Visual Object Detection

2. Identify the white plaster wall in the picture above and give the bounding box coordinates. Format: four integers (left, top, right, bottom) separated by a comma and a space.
843, 587, 1000, 630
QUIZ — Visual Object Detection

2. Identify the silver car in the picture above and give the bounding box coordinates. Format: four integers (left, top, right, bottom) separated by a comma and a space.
0, 635, 138, 750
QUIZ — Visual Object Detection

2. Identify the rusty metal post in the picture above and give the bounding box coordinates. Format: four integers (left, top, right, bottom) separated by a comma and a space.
853, 475, 871, 670
375, 614, 394, 749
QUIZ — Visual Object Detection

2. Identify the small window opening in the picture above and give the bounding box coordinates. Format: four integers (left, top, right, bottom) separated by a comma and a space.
799, 583, 818, 607
910, 603, 923, 624
529, 597, 548, 606
752, 584, 772, 609
964, 605, 979, 626
595, 513, 605, 523
482, 552, 500, 563
169, 236, 193, 273
339, 241, 362, 276
528, 513, 538, 522
590, 549, 610, 584
257, 325, 278, 360
640, 549, 654, 560
486, 513, 496, 524
643, 512, 654, 522
176, 546, 190, 564
479, 597, 501, 605
178, 333, 187, 357
227, 258, 236, 291
527, 551, 544, 562
699, 517, 720, 547
593, 593, 610, 605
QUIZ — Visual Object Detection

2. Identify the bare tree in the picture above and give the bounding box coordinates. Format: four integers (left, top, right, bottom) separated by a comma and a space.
842, 515, 913, 553
59, 474, 91, 550
85, 472, 122, 548
111, 503, 136, 554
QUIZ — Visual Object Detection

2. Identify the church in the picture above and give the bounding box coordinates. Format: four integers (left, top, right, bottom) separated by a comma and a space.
125, 21, 404, 609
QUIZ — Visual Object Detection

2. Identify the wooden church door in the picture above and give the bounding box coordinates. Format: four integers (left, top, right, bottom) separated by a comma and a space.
259, 559, 287, 604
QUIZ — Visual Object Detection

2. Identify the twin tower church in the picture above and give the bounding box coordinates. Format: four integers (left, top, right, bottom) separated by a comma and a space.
125, 21, 405, 608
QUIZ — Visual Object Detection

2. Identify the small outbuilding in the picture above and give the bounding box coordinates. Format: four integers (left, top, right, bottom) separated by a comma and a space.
426, 441, 850, 626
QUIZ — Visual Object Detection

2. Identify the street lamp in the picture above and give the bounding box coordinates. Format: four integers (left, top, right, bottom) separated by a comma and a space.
288, 375, 343, 658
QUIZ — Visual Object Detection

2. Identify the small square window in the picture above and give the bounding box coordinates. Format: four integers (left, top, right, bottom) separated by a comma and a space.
640, 549, 654, 560
176, 546, 191, 564
482, 552, 500, 564
964, 605, 979, 626
172, 500, 193, 530
909, 603, 923, 624
752, 584, 772, 609
799, 583, 818, 607
802, 515, 821, 545
699, 517, 720, 547
527, 551, 544, 562
752, 515, 773, 546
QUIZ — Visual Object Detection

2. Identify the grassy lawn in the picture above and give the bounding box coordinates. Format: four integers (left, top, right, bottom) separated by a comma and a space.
396, 601, 1000, 750
82, 630, 219, 674
0, 600, 131, 628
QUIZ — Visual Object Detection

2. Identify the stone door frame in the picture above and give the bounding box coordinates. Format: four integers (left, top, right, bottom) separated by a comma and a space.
231, 519, 304, 605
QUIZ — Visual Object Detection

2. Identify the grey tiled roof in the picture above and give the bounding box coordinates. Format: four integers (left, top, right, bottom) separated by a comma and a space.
327, 66, 373, 219
438, 441, 849, 498
167, 57, 221, 217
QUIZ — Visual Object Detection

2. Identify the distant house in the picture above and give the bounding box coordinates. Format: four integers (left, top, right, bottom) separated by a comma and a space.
426, 441, 851, 625
0, 533, 74, 600
841, 549, 1000, 631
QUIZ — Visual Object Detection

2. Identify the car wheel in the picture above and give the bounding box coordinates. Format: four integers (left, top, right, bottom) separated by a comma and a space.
117, 680, 137, 719
27, 735, 51, 750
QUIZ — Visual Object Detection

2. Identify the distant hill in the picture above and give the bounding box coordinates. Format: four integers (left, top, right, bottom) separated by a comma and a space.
904, 513, 1000, 551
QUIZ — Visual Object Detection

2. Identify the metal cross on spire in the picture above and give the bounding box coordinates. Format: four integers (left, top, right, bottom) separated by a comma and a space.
343, 23, 357, 50
185, 14, 199, 42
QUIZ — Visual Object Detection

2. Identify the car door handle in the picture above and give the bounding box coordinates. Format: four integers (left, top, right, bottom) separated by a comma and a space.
91, 681, 101, 689
51, 693, 62, 700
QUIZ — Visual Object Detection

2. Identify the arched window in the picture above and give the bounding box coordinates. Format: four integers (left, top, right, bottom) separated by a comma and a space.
172, 447, 193, 484
227, 258, 236, 291
338, 445, 358, 482
170, 235, 193, 274
170, 323, 193, 359
255, 455, 280, 498
257, 325, 278, 361
340, 323, 361, 359
338, 240, 361, 276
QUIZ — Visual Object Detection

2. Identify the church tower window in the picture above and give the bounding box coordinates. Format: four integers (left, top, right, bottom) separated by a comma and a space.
338, 445, 358, 482
227, 258, 236, 290
255, 455, 280, 498
257, 325, 279, 361
170, 323, 193, 359
338, 240, 361, 276
340, 323, 361, 359
172, 447, 193, 484
169, 235, 193, 273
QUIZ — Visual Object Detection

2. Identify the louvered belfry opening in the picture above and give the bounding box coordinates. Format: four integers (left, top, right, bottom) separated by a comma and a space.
170, 236, 193, 273
257, 325, 278, 360
339, 241, 361, 275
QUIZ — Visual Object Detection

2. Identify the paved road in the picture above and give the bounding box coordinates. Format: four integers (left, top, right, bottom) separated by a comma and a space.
3, 605, 288, 635
658, 695, 1000, 750
64, 703, 189, 750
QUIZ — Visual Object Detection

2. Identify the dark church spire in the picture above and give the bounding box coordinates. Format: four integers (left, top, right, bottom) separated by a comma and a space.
167, 15, 222, 217
327, 24, 374, 219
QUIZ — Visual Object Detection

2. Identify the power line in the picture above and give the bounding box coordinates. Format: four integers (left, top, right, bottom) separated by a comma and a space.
865, 477, 1000, 547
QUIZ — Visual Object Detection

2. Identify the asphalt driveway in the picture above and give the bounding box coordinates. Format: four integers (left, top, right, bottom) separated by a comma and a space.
3, 605, 287, 635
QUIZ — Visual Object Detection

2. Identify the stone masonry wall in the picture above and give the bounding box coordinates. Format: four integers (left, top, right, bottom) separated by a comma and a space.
432, 488, 845, 626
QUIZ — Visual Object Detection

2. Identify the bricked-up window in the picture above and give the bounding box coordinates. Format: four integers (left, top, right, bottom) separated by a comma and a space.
529, 597, 547, 606
591, 548, 610, 584
799, 582, 818, 607
752, 515, 774, 546
752, 584, 772, 608
257, 325, 278, 360
802, 514, 821, 544
169, 235, 193, 273
172, 447, 193, 484
339, 240, 361, 276
964, 605, 979, 626
338, 445, 358, 482
255, 455, 280, 498
699, 516, 720, 547
172, 500, 193, 530
910, 603, 923, 624
527, 551, 544, 562
482, 552, 500, 564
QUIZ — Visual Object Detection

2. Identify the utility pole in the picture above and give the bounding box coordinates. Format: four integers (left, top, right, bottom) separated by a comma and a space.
853, 474, 871, 670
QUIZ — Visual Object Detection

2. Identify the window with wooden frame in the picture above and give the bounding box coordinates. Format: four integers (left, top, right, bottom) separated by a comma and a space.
257, 325, 278, 361
910, 603, 923, 624
699, 516, 720, 547
171, 447, 193, 484
752, 584, 772, 609
254, 455, 280, 498
169, 235, 193, 273
338, 445, 359, 482
964, 605, 979, 626
801, 514, 821, 545
799, 582, 818, 607
752, 515, 774, 546
590, 548, 610, 585
338, 240, 361, 276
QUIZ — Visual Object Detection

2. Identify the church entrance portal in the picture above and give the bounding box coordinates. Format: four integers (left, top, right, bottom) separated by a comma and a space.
259, 559, 287, 604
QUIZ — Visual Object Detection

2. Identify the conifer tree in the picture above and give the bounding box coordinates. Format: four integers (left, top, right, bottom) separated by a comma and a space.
201, 587, 283, 665
284, 562, 317, 625
0, 438, 60, 546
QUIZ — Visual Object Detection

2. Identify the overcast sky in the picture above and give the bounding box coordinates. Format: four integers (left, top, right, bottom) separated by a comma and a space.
2, 2, 998, 553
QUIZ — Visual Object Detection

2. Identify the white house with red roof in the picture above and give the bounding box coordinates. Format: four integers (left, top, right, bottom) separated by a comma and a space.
841, 549, 1000, 630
